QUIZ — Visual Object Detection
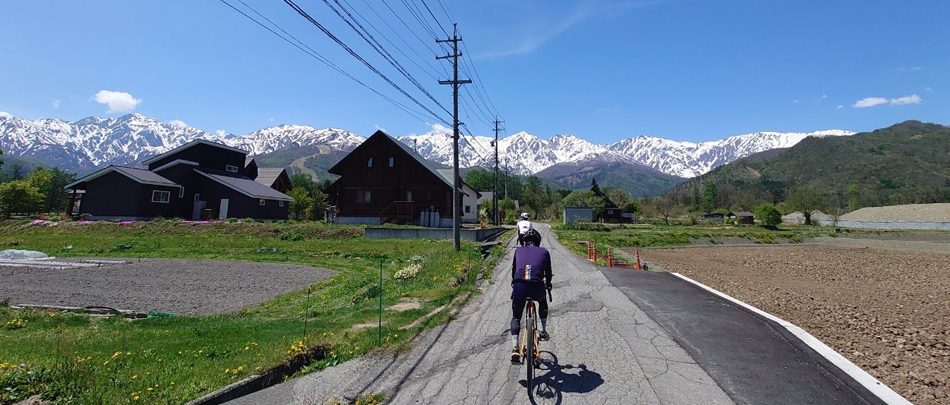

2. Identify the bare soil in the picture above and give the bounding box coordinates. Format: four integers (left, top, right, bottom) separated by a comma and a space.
0, 258, 335, 316
641, 242, 950, 405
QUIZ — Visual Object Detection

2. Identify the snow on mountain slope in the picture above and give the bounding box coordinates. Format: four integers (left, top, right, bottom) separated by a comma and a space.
0, 111, 854, 178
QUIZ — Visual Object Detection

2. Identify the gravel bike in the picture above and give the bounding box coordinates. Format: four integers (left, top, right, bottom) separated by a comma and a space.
519, 290, 551, 400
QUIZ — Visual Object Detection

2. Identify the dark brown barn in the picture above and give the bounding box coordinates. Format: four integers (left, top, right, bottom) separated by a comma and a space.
66, 139, 292, 221
325, 130, 480, 226
591, 182, 634, 223
729, 211, 755, 225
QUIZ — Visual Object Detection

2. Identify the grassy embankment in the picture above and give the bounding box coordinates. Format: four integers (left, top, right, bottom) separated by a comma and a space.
553, 222, 840, 266
0, 220, 503, 404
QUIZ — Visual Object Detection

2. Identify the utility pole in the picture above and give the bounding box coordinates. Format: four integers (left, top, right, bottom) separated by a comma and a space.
504, 158, 509, 199
438, 23, 471, 252
492, 117, 504, 226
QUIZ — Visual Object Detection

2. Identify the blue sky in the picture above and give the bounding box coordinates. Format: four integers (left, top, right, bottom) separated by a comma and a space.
0, 0, 947, 143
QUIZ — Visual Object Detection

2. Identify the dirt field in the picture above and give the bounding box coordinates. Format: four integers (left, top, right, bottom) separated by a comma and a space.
0, 258, 335, 315
639, 240, 950, 405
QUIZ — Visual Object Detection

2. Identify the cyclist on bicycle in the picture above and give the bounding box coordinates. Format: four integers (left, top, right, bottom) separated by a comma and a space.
510, 228, 552, 362
516, 212, 533, 246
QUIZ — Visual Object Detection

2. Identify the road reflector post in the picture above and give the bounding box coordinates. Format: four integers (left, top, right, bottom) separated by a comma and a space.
593, 242, 597, 262
636, 248, 642, 271
607, 248, 612, 267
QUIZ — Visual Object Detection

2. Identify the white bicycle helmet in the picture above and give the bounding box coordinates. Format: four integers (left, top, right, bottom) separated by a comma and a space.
520, 212, 529, 220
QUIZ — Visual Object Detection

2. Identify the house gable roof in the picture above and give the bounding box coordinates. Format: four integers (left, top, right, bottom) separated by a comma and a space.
193, 168, 293, 201
254, 168, 288, 189
65, 165, 179, 189
141, 139, 248, 165
329, 130, 479, 195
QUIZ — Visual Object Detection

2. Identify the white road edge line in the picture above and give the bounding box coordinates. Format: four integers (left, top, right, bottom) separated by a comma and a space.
670, 272, 912, 405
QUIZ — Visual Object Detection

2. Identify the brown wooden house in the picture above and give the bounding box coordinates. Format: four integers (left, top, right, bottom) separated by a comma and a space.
591, 182, 634, 223
65, 139, 293, 221
326, 130, 480, 226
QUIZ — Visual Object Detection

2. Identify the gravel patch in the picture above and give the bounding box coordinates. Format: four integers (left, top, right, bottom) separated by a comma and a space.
841, 203, 950, 222
0, 258, 335, 316
642, 244, 950, 405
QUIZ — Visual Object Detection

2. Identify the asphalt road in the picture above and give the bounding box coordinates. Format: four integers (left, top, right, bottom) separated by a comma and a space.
228, 224, 733, 404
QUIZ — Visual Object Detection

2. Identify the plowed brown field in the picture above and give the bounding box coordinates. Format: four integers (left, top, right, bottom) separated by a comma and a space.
642, 243, 950, 405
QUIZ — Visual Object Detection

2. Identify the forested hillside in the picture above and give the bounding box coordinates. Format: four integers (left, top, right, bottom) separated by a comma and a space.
666, 121, 950, 212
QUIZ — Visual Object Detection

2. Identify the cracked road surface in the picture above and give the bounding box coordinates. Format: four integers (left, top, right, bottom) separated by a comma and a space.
229, 224, 733, 404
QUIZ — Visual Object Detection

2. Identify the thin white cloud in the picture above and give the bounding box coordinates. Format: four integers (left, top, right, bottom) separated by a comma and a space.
890, 94, 921, 105
792, 99, 800, 104
269, 118, 275, 122
898, 66, 923, 71
837, 105, 844, 109
169, 120, 189, 128
52, 100, 61, 109
216, 129, 227, 137
852, 94, 922, 108
92, 90, 141, 113
925, 87, 933, 92
853, 97, 887, 108
474, 1, 663, 60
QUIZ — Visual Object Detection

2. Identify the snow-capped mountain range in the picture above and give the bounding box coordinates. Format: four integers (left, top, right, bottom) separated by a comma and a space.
0, 112, 854, 178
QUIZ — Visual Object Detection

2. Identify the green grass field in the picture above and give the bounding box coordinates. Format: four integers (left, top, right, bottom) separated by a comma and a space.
0, 220, 499, 404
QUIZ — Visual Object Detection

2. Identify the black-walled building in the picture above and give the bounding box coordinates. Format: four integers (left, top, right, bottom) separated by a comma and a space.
65, 139, 292, 221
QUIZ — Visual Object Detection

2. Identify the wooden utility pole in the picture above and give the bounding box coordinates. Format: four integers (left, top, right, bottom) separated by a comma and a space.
493, 117, 504, 226
438, 23, 471, 251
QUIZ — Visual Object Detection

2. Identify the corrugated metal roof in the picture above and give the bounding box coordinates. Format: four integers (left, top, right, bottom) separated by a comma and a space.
194, 168, 293, 201
113, 166, 179, 185
254, 168, 285, 188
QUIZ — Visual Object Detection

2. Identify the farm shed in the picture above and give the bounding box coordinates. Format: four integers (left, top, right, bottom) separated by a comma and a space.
729, 211, 755, 225
563, 207, 595, 224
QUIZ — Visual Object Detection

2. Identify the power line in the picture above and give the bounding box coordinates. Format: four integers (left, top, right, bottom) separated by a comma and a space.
220, 0, 435, 123
321, 0, 451, 117
282, 0, 450, 124
343, 0, 444, 80
419, 0, 450, 37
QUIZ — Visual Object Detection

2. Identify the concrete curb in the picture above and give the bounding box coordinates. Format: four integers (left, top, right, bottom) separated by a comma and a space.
184, 348, 326, 405
670, 272, 913, 405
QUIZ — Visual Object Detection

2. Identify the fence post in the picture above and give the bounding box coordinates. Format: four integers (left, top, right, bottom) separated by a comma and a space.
378, 258, 383, 344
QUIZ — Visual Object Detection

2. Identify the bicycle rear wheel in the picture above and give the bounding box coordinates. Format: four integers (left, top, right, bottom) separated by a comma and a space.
525, 302, 536, 400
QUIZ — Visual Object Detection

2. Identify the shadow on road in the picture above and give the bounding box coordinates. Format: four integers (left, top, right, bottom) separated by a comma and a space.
521, 351, 604, 405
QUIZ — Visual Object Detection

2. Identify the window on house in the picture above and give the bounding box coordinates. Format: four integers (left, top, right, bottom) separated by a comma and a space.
152, 190, 170, 203
356, 190, 372, 203
226, 165, 239, 172
406, 191, 412, 202
194, 193, 200, 202
389, 157, 394, 167
367, 158, 373, 168
179, 187, 184, 198
279, 200, 284, 207
465, 205, 471, 213
259, 199, 266, 206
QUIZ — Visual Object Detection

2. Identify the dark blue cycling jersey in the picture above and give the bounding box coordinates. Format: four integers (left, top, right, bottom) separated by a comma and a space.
511, 245, 552, 285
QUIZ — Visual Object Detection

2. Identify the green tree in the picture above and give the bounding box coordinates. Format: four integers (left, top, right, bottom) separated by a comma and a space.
844, 184, 861, 212
0, 180, 44, 217
26, 167, 75, 212
307, 189, 328, 220
786, 188, 824, 225
464, 167, 494, 192
289, 173, 318, 194
701, 182, 718, 213
287, 187, 313, 220
653, 196, 680, 225
499, 196, 517, 224
754, 203, 782, 227
521, 176, 550, 215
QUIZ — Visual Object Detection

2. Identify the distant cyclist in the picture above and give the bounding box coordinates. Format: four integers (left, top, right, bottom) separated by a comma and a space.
516, 212, 533, 246
510, 228, 552, 362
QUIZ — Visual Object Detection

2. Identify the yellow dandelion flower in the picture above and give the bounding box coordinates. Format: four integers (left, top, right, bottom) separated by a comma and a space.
146, 387, 153, 392
133, 396, 139, 400
132, 375, 138, 379
171, 382, 175, 385
225, 368, 230, 373
244, 346, 249, 350
178, 351, 182, 355
103, 361, 110, 365
126, 352, 132, 356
